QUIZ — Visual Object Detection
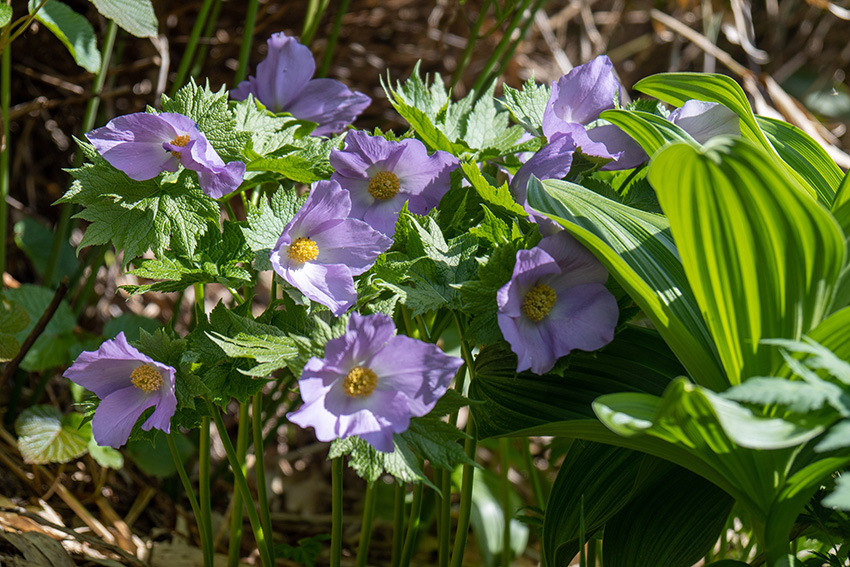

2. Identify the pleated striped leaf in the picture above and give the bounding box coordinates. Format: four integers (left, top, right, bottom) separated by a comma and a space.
599, 109, 695, 156
648, 138, 845, 385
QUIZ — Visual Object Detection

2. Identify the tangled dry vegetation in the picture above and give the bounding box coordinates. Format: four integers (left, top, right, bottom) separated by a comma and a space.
2, 1, 849, 565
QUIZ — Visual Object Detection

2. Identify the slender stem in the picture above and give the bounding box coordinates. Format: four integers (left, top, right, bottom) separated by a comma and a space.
190, 0, 224, 78
301, 0, 331, 45
253, 394, 275, 564
45, 20, 118, 286
355, 481, 378, 567
587, 535, 597, 566
0, 28, 9, 285
227, 402, 250, 567
234, 0, 260, 84
209, 402, 272, 567
522, 438, 544, 510
331, 456, 344, 567
500, 438, 511, 567
400, 479, 424, 567
391, 481, 405, 567
451, 0, 493, 88
169, 0, 215, 97
316, 0, 351, 77
168, 433, 212, 567
438, 468, 452, 567
223, 200, 237, 222
450, 420, 477, 567
483, 0, 546, 98
199, 417, 215, 562
469, 0, 533, 97
4, 0, 47, 46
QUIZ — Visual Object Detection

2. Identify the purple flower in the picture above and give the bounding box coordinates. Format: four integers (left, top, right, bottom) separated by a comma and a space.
669, 100, 740, 143
542, 56, 644, 170
288, 313, 463, 452
63, 332, 177, 448
231, 33, 371, 136
329, 131, 459, 235
497, 232, 618, 374
86, 112, 246, 199
270, 180, 391, 316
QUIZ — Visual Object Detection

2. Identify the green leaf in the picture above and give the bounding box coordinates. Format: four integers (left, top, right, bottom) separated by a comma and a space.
397, 393, 474, 472
126, 430, 194, 477
599, 109, 695, 156
648, 138, 844, 385
4, 284, 75, 371
103, 313, 170, 342
88, 440, 124, 469
501, 77, 549, 136
0, 4, 12, 26
757, 116, 843, 205
602, 465, 733, 567
89, 0, 157, 37
460, 161, 527, 218
15, 406, 91, 465
207, 331, 298, 377
329, 436, 435, 489
815, 419, 850, 452
275, 534, 330, 567
14, 218, 79, 286
823, 473, 850, 510
467, 467, 529, 567
469, 326, 679, 440
161, 81, 248, 161
64, 146, 220, 263
526, 177, 726, 390
28, 0, 100, 73
634, 72, 826, 203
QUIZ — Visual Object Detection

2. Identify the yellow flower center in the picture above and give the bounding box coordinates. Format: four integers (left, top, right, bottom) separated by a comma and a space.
130, 364, 164, 393
287, 237, 319, 263
342, 366, 378, 397
368, 171, 401, 200
169, 134, 190, 158
523, 284, 557, 322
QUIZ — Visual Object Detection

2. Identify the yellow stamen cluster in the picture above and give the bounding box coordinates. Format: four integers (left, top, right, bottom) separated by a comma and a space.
287, 237, 319, 263
130, 364, 164, 393
342, 366, 378, 397
169, 134, 191, 158
368, 171, 401, 200
523, 284, 557, 322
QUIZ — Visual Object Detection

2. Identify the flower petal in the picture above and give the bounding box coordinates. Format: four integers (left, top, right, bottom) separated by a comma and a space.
253, 33, 315, 112
547, 282, 619, 355
313, 218, 391, 275
279, 261, 356, 316
92, 387, 158, 448
542, 56, 622, 137
86, 113, 180, 180
538, 231, 608, 287
510, 132, 578, 204
64, 332, 156, 398
287, 78, 371, 136
585, 124, 647, 170
669, 100, 740, 144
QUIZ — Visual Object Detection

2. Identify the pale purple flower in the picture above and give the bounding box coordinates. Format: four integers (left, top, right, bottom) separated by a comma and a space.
542, 56, 644, 170
497, 232, 618, 374
329, 131, 459, 235
231, 33, 371, 136
270, 180, 391, 316
86, 112, 246, 199
63, 332, 177, 448
288, 313, 463, 452
668, 100, 740, 143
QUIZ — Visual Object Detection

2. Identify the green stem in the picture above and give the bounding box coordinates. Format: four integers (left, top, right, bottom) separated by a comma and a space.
316, 0, 350, 77
391, 482, 405, 567
469, 0, 533, 97
500, 438, 511, 567
355, 481, 378, 567
210, 402, 272, 567
0, 27, 9, 285
522, 438, 544, 511
45, 20, 118, 287
331, 456, 344, 567
438, 468, 452, 567
4, 0, 47, 46
400, 479, 424, 567
169, 0, 216, 97
234, 0, 260, 84
451, 0, 493, 88
227, 402, 250, 567
189, 0, 224, 79
450, 420, 477, 567
168, 433, 212, 567
253, 394, 275, 564
199, 417, 215, 562
301, 0, 331, 45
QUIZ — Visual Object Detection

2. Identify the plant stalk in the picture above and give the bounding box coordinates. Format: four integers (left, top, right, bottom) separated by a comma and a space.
253, 393, 275, 564
227, 402, 250, 567
234, 0, 260, 84
331, 456, 344, 567
355, 481, 378, 567
168, 433, 212, 567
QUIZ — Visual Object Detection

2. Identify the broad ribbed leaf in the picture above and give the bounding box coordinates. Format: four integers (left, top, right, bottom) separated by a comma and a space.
543, 442, 668, 567
594, 378, 799, 514
603, 466, 733, 567
15, 406, 91, 464
757, 116, 841, 205
29, 0, 101, 73
469, 326, 680, 440
527, 177, 725, 389
648, 138, 844, 385
90, 0, 157, 37
635, 73, 825, 203
599, 109, 694, 156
